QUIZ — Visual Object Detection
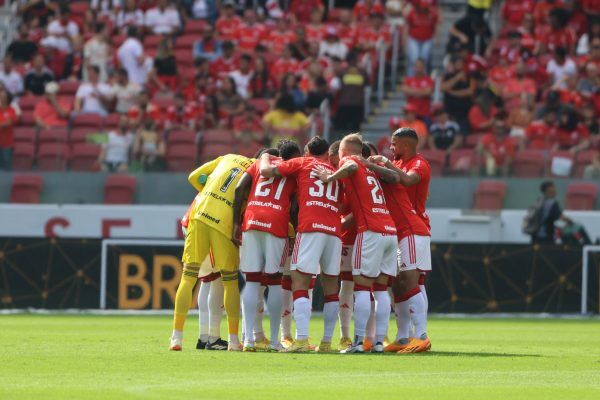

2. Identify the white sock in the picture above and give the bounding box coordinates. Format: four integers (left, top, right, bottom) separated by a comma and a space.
420, 284, 428, 311
242, 281, 261, 346
338, 281, 353, 338
366, 299, 376, 341
373, 290, 391, 344
394, 301, 411, 342
198, 281, 210, 341
281, 288, 293, 339
253, 286, 266, 341
353, 290, 371, 342
293, 294, 311, 340
229, 334, 240, 345
172, 330, 182, 340
322, 298, 339, 343
410, 291, 428, 339
266, 284, 282, 346
208, 277, 224, 341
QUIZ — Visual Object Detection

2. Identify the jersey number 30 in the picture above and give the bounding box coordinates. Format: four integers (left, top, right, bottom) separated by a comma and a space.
309, 172, 339, 201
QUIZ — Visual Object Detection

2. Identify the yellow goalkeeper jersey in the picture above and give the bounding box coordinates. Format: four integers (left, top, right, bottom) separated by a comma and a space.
188, 154, 254, 239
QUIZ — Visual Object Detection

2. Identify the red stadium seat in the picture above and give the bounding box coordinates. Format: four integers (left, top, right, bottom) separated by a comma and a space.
174, 49, 194, 67
200, 143, 235, 162
38, 128, 68, 145
144, 35, 163, 47
512, 150, 545, 178
166, 144, 197, 172
11, 143, 35, 170
70, 143, 101, 171
167, 129, 197, 145
14, 127, 37, 145
58, 81, 80, 95
104, 175, 137, 204
19, 95, 38, 111
448, 148, 476, 174
10, 174, 43, 204
184, 19, 207, 34
573, 150, 596, 178
70, 127, 99, 144
69, 1, 89, 15
473, 180, 507, 211
104, 114, 120, 129
565, 183, 598, 210
18, 110, 35, 126
175, 35, 201, 49
152, 96, 176, 109
547, 151, 574, 178
201, 129, 235, 145
37, 143, 69, 171
420, 150, 446, 177
464, 133, 486, 149
72, 113, 103, 128
248, 98, 270, 115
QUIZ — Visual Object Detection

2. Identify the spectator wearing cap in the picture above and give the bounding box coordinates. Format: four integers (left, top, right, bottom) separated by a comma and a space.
319, 27, 348, 61
428, 106, 463, 153
546, 47, 577, 90
404, 0, 438, 76
0, 87, 18, 171
333, 52, 369, 131
41, 4, 80, 53
448, 14, 491, 56
289, 0, 324, 24
116, 0, 145, 33
74, 65, 113, 117
401, 58, 434, 121
6, 23, 38, 65
0, 57, 24, 97
83, 22, 111, 83
118, 27, 153, 86
389, 104, 428, 150
235, 9, 266, 53
193, 25, 222, 62
353, 0, 385, 22
110, 68, 141, 114
33, 82, 72, 129
477, 112, 516, 177
441, 55, 475, 133
144, 0, 181, 36
24, 54, 54, 96
229, 54, 254, 100
215, 1, 242, 42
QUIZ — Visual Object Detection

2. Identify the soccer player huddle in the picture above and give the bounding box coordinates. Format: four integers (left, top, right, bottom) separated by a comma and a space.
170, 127, 432, 354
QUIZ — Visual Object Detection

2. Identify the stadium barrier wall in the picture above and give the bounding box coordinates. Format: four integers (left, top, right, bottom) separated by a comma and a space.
1, 238, 598, 313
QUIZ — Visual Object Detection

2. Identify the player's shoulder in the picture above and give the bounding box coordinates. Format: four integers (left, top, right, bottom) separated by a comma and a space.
222, 153, 254, 169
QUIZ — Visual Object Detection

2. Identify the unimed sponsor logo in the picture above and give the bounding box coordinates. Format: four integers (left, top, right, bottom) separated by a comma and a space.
248, 219, 272, 228
312, 223, 336, 233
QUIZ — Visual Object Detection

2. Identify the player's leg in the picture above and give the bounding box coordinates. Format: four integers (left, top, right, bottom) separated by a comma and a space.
196, 278, 211, 349
363, 294, 376, 351
239, 230, 265, 351
370, 235, 398, 353
171, 220, 210, 350
280, 274, 293, 345
338, 245, 354, 349
285, 232, 321, 352
253, 282, 268, 347
262, 234, 287, 351
207, 273, 225, 348
209, 228, 242, 351
316, 235, 342, 353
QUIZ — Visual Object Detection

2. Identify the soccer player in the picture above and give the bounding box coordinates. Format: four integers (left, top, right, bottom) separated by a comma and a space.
232, 141, 302, 352
170, 154, 254, 351
367, 127, 432, 353
314, 134, 398, 354
260, 137, 342, 353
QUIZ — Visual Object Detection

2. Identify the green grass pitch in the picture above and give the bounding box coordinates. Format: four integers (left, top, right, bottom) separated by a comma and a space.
1, 315, 600, 400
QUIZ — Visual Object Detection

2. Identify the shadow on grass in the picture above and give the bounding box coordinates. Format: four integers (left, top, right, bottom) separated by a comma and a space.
263, 351, 540, 358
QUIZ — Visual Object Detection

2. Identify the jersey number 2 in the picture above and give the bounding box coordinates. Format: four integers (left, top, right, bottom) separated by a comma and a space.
255, 177, 287, 200
366, 176, 384, 204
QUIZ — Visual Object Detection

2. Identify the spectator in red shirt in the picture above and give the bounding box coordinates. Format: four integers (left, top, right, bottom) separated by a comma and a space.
353, 0, 385, 22
215, 1, 242, 42
34, 82, 72, 129
210, 41, 239, 79
271, 45, 300, 84
232, 103, 265, 145
525, 110, 558, 150
305, 8, 326, 44
501, 0, 535, 28
554, 109, 591, 154
0, 87, 17, 170
235, 9, 266, 53
165, 93, 198, 131
502, 59, 537, 111
401, 58, 434, 119
533, 0, 566, 26
249, 57, 277, 99
337, 9, 358, 49
268, 17, 297, 55
357, 12, 392, 53
477, 113, 516, 176
127, 90, 162, 129
404, 0, 438, 76
537, 8, 575, 55
289, 0, 324, 23
469, 89, 500, 135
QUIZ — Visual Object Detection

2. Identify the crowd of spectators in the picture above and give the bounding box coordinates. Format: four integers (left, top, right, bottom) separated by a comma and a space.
0, 0, 399, 172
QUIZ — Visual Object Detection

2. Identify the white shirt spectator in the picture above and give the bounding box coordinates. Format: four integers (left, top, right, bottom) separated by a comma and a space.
76, 82, 112, 115
44, 19, 80, 53
144, 6, 180, 35
192, 0, 209, 19
0, 67, 24, 96
118, 37, 153, 85
104, 130, 134, 164
91, 0, 122, 17
111, 81, 141, 114
229, 70, 253, 99
84, 37, 111, 82
116, 9, 144, 31
546, 58, 577, 89
319, 41, 348, 60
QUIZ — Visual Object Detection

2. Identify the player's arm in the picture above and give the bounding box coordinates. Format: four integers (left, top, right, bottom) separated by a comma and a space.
366, 156, 421, 186
188, 156, 222, 191
313, 160, 357, 183
231, 172, 253, 247
259, 153, 282, 178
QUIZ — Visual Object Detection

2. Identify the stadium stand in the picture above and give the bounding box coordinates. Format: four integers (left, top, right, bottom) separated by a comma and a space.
104, 174, 137, 204
565, 182, 598, 210
473, 180, 507, 211
10, 174, 43, 203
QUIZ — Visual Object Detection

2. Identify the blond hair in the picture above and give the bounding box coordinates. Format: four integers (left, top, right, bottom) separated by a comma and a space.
341, 133, 363, 149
